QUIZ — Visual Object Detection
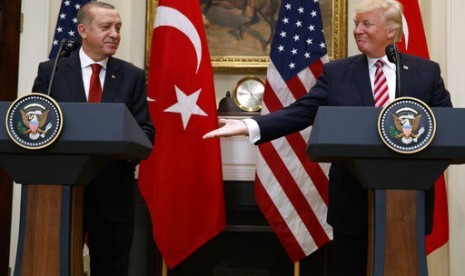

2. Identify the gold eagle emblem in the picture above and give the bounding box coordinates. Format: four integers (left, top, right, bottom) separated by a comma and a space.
20, 109, 50, 134
392, 113, 422, 139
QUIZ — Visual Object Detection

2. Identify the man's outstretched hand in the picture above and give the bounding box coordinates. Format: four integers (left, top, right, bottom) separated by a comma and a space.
202, 118, 249, 139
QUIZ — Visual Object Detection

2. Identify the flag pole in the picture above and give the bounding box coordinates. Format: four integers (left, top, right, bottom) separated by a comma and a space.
294, 261, 300, 276
162, 259, 168, 276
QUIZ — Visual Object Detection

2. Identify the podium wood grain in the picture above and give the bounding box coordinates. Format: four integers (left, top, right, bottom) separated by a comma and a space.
385, 190, 419, 276
18, 185, 84, 276
368, 190, 420, 276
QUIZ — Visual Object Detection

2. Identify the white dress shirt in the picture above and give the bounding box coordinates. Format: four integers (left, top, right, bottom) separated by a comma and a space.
367, 56, 397, 102
79, 48, 108, 101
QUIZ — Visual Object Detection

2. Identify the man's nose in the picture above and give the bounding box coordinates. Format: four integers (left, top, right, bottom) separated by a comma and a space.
354, 24, 363, 34
109, 27, 119, 37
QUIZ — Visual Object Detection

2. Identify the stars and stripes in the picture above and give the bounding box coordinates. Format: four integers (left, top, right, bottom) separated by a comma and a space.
255, 0, 333, 262
49, 0, 90, 59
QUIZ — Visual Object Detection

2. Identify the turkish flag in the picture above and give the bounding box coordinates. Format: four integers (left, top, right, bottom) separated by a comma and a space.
397, 0, 449, 254
397, 1, 429, 59
138, 0, 225, 268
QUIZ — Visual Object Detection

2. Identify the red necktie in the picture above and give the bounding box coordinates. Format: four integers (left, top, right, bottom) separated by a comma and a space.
373, 59, 389, 107
88, 64, 102, 103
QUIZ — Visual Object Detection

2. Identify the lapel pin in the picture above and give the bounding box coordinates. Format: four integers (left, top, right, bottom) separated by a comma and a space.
403, 65, 409, 70
112, 74, 116, 79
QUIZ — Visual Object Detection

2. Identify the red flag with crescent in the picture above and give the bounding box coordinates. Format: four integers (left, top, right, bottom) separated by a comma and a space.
138, 0, 225, 268
397, 0, 449, 255
397, 0, 429, 59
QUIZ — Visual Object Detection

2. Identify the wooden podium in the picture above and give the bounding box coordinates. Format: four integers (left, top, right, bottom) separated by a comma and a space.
307, 106, 465, 276
0, 102, 152, 276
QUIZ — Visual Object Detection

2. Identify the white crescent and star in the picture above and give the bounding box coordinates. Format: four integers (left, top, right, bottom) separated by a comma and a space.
164, 86, 207, 129
402, 14, 409, 50
149, 6, 208, 130
154, 6, 202, 73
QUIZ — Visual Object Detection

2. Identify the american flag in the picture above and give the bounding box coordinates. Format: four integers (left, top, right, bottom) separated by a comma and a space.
255, 0, 333, 261
49, 0, 90, 59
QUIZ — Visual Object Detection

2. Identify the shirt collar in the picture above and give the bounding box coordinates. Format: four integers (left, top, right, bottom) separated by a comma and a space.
79, 48, 108, 69
367, 55, 396, 71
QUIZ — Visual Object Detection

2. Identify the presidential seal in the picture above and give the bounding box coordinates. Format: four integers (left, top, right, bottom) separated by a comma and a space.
378, 97, 436, 154
5, 93, 63, 150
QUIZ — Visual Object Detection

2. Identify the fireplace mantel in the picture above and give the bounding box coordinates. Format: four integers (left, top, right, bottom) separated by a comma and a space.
220, 136, 257, 181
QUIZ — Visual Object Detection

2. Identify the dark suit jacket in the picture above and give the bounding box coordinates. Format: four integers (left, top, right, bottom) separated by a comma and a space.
254, 53, 452, 235
32, 50, 155, 222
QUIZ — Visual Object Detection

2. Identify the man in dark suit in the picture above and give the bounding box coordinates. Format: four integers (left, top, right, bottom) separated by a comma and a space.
31, 2, 155, 275
204, 0, 451, 275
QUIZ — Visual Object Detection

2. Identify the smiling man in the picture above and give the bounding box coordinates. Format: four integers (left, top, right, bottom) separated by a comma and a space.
203, 0, 451, 275
31, 2, 155, 275
78, 2, 122, 61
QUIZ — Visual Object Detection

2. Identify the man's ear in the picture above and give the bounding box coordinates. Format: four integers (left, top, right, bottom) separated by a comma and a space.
387, 27, 397, 39
78, 24, 86, 39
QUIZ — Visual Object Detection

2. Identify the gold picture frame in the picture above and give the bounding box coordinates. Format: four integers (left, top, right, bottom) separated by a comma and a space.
145, 0, 347, 72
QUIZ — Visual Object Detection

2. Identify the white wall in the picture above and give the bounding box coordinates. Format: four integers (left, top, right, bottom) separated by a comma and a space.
443, 0, 465, 275
421, 3, 452, 275
12, 0, 465, 274
10, 0, 53, 271
417, 0, 465, 274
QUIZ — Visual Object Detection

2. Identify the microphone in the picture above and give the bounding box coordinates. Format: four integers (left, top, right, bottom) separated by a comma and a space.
59, 39, 79, 58
385, 44, 401, 98
47, 39, 80, 96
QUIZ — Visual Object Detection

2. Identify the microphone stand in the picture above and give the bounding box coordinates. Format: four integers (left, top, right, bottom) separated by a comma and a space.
46, 39, 67, 96
394, 49, 401, 99
386, 44, 402, 98
46, 39, 79, 96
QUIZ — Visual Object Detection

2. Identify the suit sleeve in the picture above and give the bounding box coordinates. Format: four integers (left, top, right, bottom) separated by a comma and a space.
431, 62, 452, 108
131, 70, 156, 145
253, 64, 330, 143
32, 61, 52, 94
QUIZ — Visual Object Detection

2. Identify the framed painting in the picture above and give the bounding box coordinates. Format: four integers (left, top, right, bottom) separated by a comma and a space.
145, 0, 347, 72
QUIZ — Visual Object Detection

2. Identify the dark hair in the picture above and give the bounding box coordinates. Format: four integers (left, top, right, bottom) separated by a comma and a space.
77, 1, 116, 25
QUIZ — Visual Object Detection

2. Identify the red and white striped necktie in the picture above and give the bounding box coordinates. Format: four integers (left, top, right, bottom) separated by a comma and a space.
373, 59, 389, 107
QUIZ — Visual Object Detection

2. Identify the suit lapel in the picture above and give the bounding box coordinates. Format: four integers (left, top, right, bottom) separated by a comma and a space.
398, 54, 411, 97
102, 57, 121, 103
352, 55, 375, 106
62, 53, 87, 102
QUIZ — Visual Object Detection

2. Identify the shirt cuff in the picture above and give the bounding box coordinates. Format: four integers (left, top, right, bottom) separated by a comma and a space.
243, 118, 261, 144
